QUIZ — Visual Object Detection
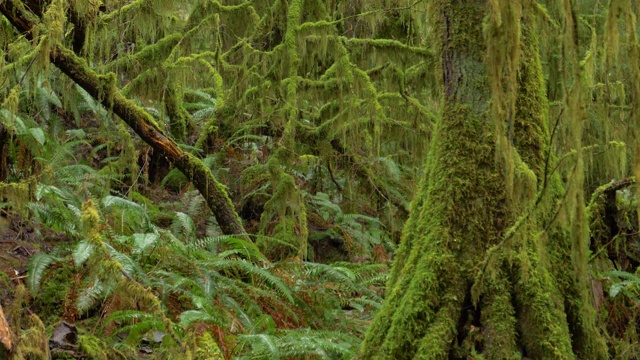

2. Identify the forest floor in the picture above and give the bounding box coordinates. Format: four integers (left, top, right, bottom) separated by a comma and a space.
0, 213, 69, 279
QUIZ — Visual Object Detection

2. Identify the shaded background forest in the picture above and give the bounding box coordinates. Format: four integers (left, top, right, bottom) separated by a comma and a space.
0, 0, 640, 358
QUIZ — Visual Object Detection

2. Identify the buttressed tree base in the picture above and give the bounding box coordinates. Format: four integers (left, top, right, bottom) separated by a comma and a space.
362, 1, 610, 358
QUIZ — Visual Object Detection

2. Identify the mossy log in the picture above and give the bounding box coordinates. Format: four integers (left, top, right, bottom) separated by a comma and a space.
0, 1, 246, 236
361, 1, 607, 358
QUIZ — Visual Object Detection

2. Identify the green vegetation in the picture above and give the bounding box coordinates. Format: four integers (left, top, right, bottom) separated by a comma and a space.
0, 0, 640, 359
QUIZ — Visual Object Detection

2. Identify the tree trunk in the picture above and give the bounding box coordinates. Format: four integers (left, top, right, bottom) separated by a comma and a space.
0, 123, 8, 182
361, 1, 607, 358
0, 1, 246, 236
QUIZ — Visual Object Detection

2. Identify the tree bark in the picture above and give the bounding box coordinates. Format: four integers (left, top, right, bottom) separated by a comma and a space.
0, 1, 246, 236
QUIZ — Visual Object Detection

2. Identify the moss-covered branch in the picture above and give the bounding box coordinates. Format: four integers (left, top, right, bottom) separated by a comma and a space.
0, 0, 246, 236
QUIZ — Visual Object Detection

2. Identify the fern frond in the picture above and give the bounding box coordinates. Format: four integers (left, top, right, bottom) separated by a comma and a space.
186, 195, 206, 218
171, 211, 196, 241
27, 252, 61, 292
192, 107, 216, 121
131, 233, 160, 254
202, 259, 294, 304
373, 156, 401, 180
73, 239, 96, 266
238, 329, 357, 360
105, 311, 166, 343
183, 88, 217, 105
103, 243, 150, 284
303, 262, 357, 285
102, 195, 152, 231
237, 334, 279, 359
179, 310, 225, 328
308, 192, 342, 215
77, 278, 106, 314
191, 235, 265, 263
161, 168, 188, 188
348, 296, 383, 310
28, 202, 79, 236
102, 195, 146, 214
34, 184, 70, 202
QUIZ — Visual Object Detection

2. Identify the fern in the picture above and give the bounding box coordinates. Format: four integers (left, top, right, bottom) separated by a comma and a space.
103, 243, 150, 284
191, 234, 265, 263
22, 170, 372, 359
161, 168, 188, 189
202, 258, 295, 304
102, 195, 153, 232
237, 329, 357, 360
28, 202, 79, 236
304, 262, 357, 284
27, 252, 62, 293
179, 310, 225, 328
73, 239, 96, 266
171, 211, 196, 241
131, 232, 160, 254
607, 270, 640, 302
77, 278, 106, 314
301, 262, 386, 312
74, 84, 110, 124
104, 310, 167, 342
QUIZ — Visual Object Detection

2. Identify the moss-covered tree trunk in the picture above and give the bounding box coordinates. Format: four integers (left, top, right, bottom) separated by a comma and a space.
1, 1, 246, 236
361, 1, 607, 358
0, 124, 8, 182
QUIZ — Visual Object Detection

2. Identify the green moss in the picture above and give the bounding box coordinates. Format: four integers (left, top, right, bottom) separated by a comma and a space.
194, 331, 223, 360
81, 199, 101, 244
31, 263, 74, 323
258, 155, 308, 260
0, 178, 35, 215
363, 1, 609, 358
103, 32, 182, 72
0, 271, 12, 298
164, 81, 190, 140
12, 314, 49, 360
77, 334, 125, 360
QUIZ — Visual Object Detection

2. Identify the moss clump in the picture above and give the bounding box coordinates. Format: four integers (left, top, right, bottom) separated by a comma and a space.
194, 331, 223, 360
0, 271, 12, 299
12, 313, 50, 360
77, 334, 124, 360
31, 263, 74, 323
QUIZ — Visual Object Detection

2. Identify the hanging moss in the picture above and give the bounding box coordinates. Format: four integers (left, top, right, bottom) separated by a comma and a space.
164, 81, 190, 141
258, 154, 308, 260
362, 1, 609, 358
0, 178, 36, 215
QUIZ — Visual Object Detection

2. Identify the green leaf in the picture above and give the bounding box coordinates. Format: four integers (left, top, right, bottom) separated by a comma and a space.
29, 127, 46, 145
73, 239, 95, 266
